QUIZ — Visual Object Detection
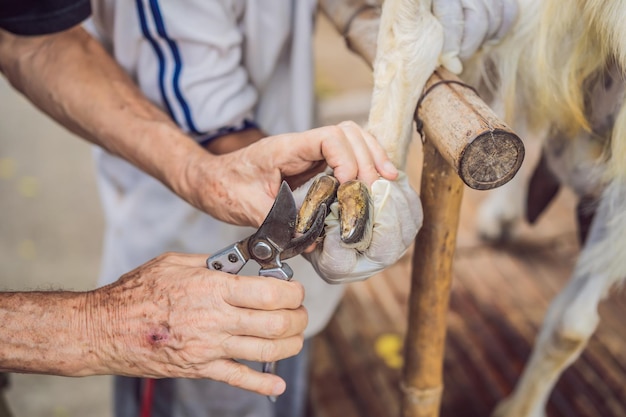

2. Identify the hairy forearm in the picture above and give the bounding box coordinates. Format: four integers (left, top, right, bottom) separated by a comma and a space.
0, 252, 309, 389
0, 280, 178, 378
0, 26, 400, 229
0, 25, 211, 203
0, 291, 106, 376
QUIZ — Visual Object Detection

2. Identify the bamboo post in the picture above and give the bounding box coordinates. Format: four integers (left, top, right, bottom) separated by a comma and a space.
417, 67, 524, 189
401, 141, 464, 417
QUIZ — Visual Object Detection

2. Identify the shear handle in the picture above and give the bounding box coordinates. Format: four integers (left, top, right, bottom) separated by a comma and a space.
206, 242, 248, 274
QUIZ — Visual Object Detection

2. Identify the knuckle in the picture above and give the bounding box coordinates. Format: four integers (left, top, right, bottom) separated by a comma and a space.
338, 120, 357, 130
299, 306, 309, 328
283, 283, 305, 308
266, 313, 291, 338
325, 124, 344, 139
223, 364, 246, 387
293, 282, 305, 305
286, 335, 305, 357
157, 251, 178, 263
296, 335, 305, 351
260, 341, 279, 362
259, 285, 281, 306
268, 281, 305, 309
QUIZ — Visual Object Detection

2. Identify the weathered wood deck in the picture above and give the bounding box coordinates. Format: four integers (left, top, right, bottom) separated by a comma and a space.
308, 145, 626, 417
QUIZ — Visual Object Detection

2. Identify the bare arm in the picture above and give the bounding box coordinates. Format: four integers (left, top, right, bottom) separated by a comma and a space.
0, 26, 397, 227
0, 25, 205, 200
0, 253, 307, 396
0, 290, 100, 377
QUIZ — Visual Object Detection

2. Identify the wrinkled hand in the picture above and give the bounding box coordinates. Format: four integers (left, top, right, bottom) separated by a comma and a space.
433, 0, 518, 73
302, 172, 423, 284
94, 253, 307, 397
182, 121, 399, 228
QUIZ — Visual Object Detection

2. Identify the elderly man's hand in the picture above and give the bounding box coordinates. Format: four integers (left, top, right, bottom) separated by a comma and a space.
179, 121, 399, 228
93, 253, 307, 397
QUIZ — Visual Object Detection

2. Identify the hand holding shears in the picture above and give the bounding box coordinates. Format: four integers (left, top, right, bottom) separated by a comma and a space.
206, 181, 327, 401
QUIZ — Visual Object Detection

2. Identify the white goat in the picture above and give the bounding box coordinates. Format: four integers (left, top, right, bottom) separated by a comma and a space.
367, 1, 626, 416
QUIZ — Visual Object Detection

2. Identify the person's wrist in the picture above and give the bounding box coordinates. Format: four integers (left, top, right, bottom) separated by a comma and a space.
162, 134, 217, 211
76, 290, 116, 376
84, 282, 155, 377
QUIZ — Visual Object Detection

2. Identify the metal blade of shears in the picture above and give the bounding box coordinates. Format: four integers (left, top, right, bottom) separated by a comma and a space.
244, 181, 300, 279
206, 182, 296, 275
252, 181, 298, 250
248, 182, 327, 279
207, 181, 327, 276
280, 203, 326, 260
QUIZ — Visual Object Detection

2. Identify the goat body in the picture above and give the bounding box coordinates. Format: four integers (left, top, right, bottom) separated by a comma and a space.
367, 1, 626, 416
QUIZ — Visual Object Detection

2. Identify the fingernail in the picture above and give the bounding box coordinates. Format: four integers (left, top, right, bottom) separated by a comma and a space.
272, 381, 286, 396
383, 161, 398, 176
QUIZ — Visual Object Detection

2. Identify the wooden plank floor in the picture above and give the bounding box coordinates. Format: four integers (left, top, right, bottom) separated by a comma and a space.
308, 144, 626, 417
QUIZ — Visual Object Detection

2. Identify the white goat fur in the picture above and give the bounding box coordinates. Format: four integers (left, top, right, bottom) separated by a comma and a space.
367, 1, 626, 416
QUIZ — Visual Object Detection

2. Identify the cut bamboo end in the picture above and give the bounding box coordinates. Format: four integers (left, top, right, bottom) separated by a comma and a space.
417, 68, 525, 190
459, 128, 525, 190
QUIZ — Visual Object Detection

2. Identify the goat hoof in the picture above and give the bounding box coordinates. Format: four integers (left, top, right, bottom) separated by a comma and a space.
337, 180, 373, 250
295, 175, 373, 251
296, 174, 339, 234
477, 217, 517, 243
476, 198, 522, 243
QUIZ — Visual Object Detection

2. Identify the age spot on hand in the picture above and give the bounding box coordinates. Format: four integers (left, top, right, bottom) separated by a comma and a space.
147, 324, 170, 346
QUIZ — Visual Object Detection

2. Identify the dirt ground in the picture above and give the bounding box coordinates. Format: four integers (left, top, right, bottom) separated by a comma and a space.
0, 12, 373, 417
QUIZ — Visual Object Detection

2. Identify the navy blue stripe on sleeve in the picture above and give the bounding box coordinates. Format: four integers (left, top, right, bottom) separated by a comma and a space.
148, 0, 200, 135
136, 0, 178, 126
